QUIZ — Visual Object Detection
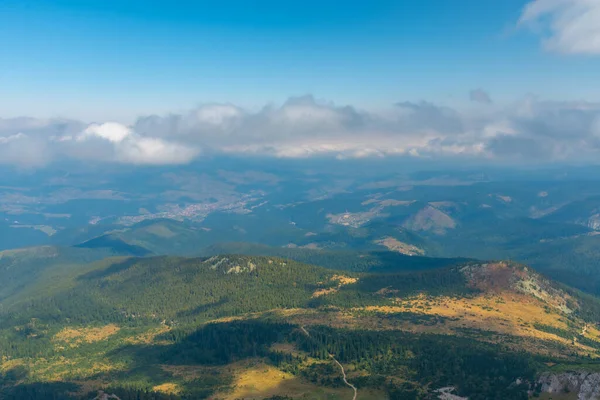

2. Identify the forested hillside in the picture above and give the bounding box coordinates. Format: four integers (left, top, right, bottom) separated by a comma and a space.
201, 242, 471, 272
3, 254, 600, 399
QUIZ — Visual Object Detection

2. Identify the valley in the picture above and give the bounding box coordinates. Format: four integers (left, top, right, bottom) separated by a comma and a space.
6, 165, 600, 299
5, 167, 600, 399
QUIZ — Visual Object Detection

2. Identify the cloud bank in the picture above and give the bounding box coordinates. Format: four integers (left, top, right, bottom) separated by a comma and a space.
2, 95, 600, 167
520, 0, 600, 54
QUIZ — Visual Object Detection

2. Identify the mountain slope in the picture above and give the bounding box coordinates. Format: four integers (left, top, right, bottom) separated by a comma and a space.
3, 254, 600, 399
0, 245, 129, 304
402, 204, 457, 235
75, 234, 152, 256
542, 196, 600, 230
201, 242, 471, 272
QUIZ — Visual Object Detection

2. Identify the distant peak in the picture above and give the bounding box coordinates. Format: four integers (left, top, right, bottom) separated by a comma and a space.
460, 261, 575, 314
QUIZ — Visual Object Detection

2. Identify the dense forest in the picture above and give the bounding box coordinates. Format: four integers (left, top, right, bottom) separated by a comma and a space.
1, 320, 540, 399
201, 242, 470, 273
3, 254, 600, 399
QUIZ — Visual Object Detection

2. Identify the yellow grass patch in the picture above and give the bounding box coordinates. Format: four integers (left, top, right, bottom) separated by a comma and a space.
462, 262, 575, 314
0, 358, 27, 372
312, 275, 358, 298
54, 324, 120, 347
312, 287, 338, 297
332, 275, 358, 285
360, 293, 600, 355
374, 237, 424, 255
213, 360, 385, 400
221, 362, 291, 399
27, 356, 123, 382
124, 325, 170, 345
152, 383, 181, 394
273, 294, 600, 358
587, 325, 600, 341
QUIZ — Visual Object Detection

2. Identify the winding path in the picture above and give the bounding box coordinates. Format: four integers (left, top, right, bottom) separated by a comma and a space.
300, 325, 310, 337
300, 326, 358, 400
331, 355, 358, 400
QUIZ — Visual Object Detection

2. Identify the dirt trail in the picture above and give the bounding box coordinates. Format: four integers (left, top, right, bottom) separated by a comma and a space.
300, 326, 357, 400
331, 356, 358, 400
300, 325, 310, 337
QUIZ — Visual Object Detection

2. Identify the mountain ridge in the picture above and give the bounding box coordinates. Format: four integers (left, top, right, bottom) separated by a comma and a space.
3, 252, 600, 399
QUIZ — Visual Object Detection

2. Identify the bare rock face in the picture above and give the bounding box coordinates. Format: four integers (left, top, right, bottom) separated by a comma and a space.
586, 214, 600, 230
435, 387, 468, 400
91, 391, 121, 400
536, 372, 600, 400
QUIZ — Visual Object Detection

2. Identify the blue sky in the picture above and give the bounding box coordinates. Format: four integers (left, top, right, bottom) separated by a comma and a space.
1, 0, 598, 122
2, 0, 600, 167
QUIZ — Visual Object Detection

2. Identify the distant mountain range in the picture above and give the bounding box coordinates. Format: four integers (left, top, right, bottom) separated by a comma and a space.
5, 166, 600, 398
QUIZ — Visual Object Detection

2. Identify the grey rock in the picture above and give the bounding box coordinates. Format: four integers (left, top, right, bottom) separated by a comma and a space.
536, 372, 600, 400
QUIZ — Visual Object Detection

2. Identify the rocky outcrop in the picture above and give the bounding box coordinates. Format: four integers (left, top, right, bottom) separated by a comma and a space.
91, 391, 121, 400
432, 373, 600, 399
586, 214, 600, 231
536, 372, 600, 400
435, 387, 468, 400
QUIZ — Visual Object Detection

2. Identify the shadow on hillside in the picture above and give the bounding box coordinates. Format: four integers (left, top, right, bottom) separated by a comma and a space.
0, 365, 81, 399
175, 297, 230, 319
365, 251, 470, 273
85, 320, 299, 398
106, 319, 295, 367
77, 257, 142, 280
75, 235, 153, 257
346, 267, 473, 297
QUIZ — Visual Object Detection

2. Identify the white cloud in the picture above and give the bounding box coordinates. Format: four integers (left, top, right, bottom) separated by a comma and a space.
0, 132, 26, 144
115, 135, 198, 165
71, 122, 199, 165
520, 0, 600, 54
80, 122, 132, 143
0, 132, 52, 168
3, 96, 600, 167
193, 104, 243, 125
0, 117, 198, 167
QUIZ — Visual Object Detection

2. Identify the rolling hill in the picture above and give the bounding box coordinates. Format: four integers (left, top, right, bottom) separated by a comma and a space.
200, 242, 470, 273
542, 196, 600, 230
3, 254, 600, 399
75, 235, 152, 256
0, 245, 129, 304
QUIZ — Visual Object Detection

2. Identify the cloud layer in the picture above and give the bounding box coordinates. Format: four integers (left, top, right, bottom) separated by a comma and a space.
0, 117, 199, 167
2, 95, 600, 167
520, 0, 600, 54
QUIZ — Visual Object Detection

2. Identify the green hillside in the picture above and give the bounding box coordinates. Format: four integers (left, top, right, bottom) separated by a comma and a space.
61, 211, 600, 303
3, 254, 600, 399
0, 246, 123, 304
75, 235, 152, 256
201, 242, 471, 272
